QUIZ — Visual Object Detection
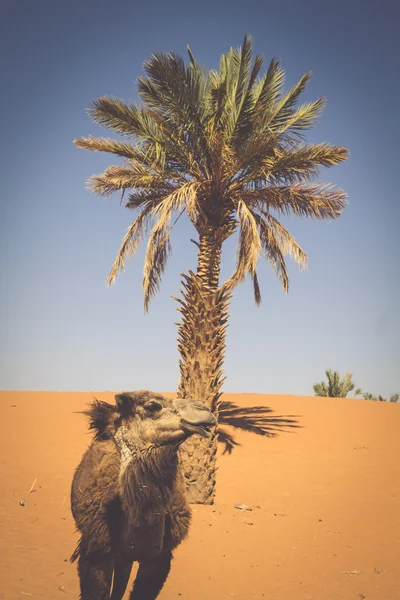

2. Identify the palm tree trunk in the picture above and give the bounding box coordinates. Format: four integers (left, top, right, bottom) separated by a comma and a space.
175, 230, 231, 504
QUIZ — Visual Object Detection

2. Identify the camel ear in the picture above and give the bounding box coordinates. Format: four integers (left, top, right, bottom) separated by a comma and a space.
115, 393, 135, 416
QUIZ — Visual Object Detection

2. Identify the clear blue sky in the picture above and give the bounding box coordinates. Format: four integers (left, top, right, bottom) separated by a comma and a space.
1, 0, 399, 396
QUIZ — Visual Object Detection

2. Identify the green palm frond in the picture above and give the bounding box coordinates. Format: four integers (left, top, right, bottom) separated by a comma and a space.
138, 53, 191, 122
137, 51, 211, 173
268, 72, 312, 129
313, 382, 329, 396
274, 98, 326, 135
88, 96, 145, 136
253, 57, 285, 123
314, 370, 358, 398
232, 34, 253, 107
252, 183, 347, 219
268, 143, 349, 184
232, 39, 263, 143
87, 98, 173, 168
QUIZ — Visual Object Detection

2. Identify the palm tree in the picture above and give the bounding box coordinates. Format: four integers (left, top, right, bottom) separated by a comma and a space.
74, 35, 348, 503
361, 392, 381, 401
362, 392, 399, 403
313, 370, 361, 398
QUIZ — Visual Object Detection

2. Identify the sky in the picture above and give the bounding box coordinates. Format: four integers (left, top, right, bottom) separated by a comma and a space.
0, 0, 399, 397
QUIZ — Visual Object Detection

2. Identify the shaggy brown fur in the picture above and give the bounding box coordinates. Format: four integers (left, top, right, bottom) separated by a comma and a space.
71, 390, 216, 600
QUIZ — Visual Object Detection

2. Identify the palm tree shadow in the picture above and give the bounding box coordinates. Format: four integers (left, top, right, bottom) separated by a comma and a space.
217, 401, 301, 455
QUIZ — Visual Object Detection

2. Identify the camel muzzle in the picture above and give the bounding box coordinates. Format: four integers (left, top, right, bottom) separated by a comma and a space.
179, 401, 217, 439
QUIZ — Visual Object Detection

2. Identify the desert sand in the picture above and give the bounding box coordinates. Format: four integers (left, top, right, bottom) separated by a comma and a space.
0, 391, 399, 599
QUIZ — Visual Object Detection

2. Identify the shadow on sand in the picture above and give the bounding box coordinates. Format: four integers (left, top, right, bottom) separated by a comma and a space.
217, 401, 301, 454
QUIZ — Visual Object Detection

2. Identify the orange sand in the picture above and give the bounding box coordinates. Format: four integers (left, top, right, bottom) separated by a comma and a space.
0, 391, 399, 599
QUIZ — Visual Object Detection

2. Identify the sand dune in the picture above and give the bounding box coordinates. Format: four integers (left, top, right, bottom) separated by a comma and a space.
0, 391, 399, 599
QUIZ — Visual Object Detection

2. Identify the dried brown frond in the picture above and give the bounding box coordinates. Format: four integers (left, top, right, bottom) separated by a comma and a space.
124, 189, 169, 211
225, 200, 261, 288
87, 163, 174, 197
107, 201, 159, 286
142, 182, 200, 311
259, 211, 308, 269
250, 212, 291, 292
142, 226, 172, 313
251, 270, 262, 305
74, 136, 141, 159
150, 181, 200, 230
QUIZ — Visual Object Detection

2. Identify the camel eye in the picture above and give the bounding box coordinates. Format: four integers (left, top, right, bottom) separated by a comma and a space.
144, 400, 163, 412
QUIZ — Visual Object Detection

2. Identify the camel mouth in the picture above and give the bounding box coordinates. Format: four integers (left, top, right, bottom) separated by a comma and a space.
181, 420, 213, 439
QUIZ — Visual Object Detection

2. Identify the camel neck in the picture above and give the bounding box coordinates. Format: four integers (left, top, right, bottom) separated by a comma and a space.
119, 444, 179, 524
135, 444, 179, 481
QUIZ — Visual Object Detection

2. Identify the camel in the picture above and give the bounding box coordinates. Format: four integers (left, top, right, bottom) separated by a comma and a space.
71, 390, 216, 600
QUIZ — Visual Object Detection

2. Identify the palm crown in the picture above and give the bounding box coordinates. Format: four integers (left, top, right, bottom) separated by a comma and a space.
75, 34, 348, 311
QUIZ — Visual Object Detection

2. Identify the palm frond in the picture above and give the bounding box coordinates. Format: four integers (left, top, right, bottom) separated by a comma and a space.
252, 183, 347, 220
186, 44, 196, 65
137, 51, 210, 169
247, 53, 264, 92
251, 270, 262, 305
259, 211, 308, 269
313, 382, 329, 396
252, 212, 289, 292
142, 181, 200, 310
74, 136, 178, 177
143, 225, 172, 313
139, 52, 188, 118
107, 201, 158, 286
226, 200, 261, 288
124, 189, 168, 211
274, 98, 326, 135
233, 34, 253, 109
268, 143, 349, 184
87, 163, 173, 197
253, 58, 285, 122
150, 181, 200, 230
74, 136, 140, 159
88, 98, 175, 169
88, 97, 145, 136
233, 52, 264, 144
268, 72, 312, 128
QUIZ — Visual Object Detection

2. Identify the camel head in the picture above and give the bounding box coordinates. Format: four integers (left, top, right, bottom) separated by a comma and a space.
84, 390, 216, 450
